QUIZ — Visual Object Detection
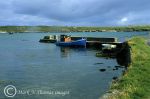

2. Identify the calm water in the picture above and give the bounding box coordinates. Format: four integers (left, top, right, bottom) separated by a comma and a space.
0, 32, 148, 99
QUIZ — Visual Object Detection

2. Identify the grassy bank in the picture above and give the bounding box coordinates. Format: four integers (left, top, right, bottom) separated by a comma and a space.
104, 37, 150, 99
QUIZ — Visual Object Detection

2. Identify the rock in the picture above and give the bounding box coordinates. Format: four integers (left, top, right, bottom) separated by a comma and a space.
112, 76, 118, 80
94, 62, 104, 65
115, 65, 125, 68
147, 41, 150, 46
113, 67, 118, 70
99, 69, 106, 72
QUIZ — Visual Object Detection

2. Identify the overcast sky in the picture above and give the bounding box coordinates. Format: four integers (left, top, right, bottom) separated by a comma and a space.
0, 0, 150, 26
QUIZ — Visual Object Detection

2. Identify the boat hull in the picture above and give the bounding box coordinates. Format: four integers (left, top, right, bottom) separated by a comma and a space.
56, 39, 86, 47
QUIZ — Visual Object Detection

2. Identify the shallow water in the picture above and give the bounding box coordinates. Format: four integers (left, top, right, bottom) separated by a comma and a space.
0, 32, 148, 99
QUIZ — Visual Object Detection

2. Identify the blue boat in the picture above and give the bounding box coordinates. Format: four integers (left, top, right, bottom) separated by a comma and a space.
56, 38, 86, 47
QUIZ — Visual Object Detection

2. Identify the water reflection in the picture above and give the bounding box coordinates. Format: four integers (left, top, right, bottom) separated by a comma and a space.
60, 47, 70, 58
60, 47, 87, 58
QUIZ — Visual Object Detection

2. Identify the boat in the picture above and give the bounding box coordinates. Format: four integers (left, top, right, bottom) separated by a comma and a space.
102, 44, 116, 50
39, 35, 57, 43
9, 32, 14, 35
56, 38, 86, 47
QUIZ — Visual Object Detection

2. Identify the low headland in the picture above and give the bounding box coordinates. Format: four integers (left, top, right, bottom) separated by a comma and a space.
0, 25, 150, 33
102, 37, 150, 99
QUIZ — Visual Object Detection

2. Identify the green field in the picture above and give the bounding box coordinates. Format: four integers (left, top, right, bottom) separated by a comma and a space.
0, 25, 150, 33
104, 37, 150, 99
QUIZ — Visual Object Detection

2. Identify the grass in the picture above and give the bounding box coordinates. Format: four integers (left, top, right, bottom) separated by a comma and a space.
104, 37, 150, 99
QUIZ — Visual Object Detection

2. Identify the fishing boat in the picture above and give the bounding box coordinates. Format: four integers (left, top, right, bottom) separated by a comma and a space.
39, 35, 58, 43
56, 38, 86, 47
56, 35, 86, 47
9, 32, 14, 35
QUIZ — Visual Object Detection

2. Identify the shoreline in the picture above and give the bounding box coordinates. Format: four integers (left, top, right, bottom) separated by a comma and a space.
1, 26, 150, 33
101, 37, 150, 99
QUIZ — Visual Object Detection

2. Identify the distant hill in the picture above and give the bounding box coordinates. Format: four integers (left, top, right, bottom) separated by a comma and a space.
0, 25, 150, 33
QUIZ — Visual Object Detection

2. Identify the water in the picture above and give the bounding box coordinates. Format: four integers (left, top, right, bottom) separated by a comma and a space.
0, 32, 148, 99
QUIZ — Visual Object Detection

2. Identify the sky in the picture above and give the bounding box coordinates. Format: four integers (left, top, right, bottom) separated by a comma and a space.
0, 0, 150, 26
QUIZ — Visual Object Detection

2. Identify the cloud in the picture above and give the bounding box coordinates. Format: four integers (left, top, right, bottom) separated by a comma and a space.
117, 17, 128, 25
0, 0, 150, 26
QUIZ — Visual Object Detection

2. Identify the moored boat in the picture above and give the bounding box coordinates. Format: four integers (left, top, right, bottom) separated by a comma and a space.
9, 32, 14, 34
39, 35, 57, 43
56, 38, 86, 47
